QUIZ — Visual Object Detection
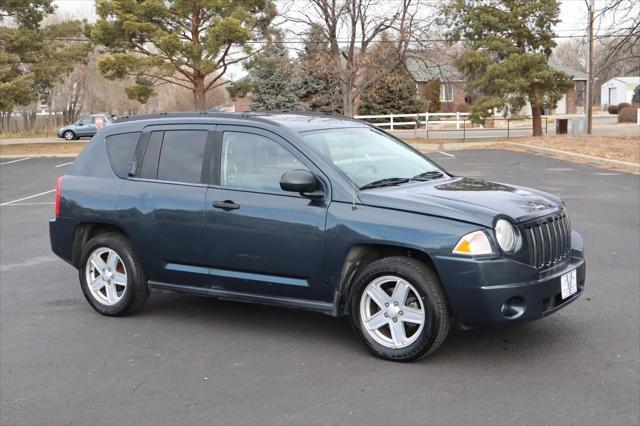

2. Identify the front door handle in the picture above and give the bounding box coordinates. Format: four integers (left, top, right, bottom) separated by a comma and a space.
212, 200, 240, 211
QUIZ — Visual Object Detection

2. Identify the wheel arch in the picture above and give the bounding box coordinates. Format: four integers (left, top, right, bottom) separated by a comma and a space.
71, 222, 130, 268
336, 243, 443, 315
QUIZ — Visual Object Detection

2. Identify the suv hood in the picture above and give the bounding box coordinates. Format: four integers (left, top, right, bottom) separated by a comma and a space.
357, 177, 562, 227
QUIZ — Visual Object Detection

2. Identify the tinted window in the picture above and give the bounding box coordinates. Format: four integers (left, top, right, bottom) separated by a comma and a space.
105, 132, 140, 178
139, 131, 163, 179
157, 130, 207, 184
221, 132, 306, 193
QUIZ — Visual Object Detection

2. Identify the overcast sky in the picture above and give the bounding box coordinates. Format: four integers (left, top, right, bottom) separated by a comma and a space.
51, 0, 604, 80
52, 0, 598, 34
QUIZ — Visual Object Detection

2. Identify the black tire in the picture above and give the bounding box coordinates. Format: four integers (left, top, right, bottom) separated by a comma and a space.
78, 232, 149, 316
63, 130, 75, 141
349, 257, 450, 362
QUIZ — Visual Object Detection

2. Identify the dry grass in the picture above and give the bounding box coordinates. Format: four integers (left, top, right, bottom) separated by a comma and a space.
0, 129, 57, 139
0, 142, 85, 156
505, 134, 640, 164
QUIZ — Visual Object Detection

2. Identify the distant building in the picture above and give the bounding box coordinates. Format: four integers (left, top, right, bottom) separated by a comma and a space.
600, 77, 640, 107
405, 56, 467, 112
405, 57, 587, 115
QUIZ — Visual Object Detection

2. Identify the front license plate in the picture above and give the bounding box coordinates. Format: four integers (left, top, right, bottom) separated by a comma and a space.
560, 269, 578, 299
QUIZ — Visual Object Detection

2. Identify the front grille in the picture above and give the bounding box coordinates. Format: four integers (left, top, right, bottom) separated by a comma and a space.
521, 212, 571, 269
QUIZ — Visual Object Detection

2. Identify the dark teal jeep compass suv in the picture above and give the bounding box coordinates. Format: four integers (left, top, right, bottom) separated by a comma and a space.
49, 112, 586, 361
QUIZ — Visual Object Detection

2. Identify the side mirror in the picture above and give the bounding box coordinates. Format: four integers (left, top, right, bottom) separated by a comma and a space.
280, 170, 320, 196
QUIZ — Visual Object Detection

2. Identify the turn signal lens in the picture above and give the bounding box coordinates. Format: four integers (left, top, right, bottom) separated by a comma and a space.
452, 230, 493, 255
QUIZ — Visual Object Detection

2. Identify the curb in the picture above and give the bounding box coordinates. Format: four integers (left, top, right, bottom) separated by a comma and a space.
1, 154, 78, 159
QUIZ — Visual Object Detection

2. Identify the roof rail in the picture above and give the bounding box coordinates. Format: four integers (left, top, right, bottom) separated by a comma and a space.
112, 111, 284, 126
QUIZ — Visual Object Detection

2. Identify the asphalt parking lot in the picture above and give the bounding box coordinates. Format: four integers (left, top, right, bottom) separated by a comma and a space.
1, 151, 639, 425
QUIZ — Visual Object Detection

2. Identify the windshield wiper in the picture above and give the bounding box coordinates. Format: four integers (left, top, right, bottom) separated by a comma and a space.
412, 170, 445, 181
359, 177, 411, 190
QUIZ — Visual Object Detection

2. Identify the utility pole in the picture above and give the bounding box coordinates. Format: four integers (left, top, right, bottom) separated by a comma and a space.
587, 0, 595, 134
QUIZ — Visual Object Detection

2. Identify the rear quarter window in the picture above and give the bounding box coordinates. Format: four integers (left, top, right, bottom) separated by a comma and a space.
105, 132, 141, 178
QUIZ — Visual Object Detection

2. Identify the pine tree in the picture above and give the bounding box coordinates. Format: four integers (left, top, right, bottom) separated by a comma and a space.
0, 0, 89, 129
248, 38, 303, 111
294, 24, 342, 114
91, 0, 276, 110
358, 40, 423, 115
443, 0, 573, 136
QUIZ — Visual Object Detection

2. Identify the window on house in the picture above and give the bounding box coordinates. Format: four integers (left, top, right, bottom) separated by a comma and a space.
440, 83, 453, 102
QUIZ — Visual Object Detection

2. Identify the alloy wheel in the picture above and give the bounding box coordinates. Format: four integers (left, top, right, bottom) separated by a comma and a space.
359, 275, 426, 349
85, 247, 127, 306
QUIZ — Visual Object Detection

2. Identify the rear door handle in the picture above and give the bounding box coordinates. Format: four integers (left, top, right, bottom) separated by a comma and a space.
212, 200, 240, 211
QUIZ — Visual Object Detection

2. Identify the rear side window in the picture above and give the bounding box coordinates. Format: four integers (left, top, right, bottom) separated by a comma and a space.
105, 132, 140, 178
139, 131, 163, 179
157, 130, 208, 184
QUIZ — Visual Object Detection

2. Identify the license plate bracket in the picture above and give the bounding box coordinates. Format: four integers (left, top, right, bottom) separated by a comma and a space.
560, 269, 578, 299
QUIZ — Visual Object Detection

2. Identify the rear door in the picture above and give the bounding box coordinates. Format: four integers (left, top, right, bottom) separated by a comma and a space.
117, 125, 215, 287
204, 126, 330, 302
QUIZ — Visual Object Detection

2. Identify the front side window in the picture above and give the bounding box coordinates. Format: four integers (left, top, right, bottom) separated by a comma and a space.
300, 127, 443, 188
157, 130, 207, 184
221, 132, 306, 193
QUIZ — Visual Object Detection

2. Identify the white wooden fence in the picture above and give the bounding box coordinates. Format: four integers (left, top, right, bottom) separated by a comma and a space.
354, 112, 470, 130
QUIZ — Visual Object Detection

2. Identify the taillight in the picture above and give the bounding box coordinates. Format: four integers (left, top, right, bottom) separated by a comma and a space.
55, 176, 63, 217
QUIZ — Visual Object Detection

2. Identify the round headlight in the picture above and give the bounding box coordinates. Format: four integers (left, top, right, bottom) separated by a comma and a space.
495, 219, 517, 252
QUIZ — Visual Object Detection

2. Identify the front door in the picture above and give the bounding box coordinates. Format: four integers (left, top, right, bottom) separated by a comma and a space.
609, 87, 617, 105
204, 127, 330, 302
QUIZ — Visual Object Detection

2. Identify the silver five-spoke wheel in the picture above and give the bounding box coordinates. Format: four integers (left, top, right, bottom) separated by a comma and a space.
85, 247, 127, 306
359, 275, 426, 349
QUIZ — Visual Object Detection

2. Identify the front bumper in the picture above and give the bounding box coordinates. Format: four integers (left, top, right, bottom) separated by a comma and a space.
435, 231, 586, 327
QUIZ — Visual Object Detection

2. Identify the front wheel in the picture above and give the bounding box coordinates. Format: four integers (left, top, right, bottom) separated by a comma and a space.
63, 130, 75, 141
79, 232, 149, 316
349, 257, 450, 362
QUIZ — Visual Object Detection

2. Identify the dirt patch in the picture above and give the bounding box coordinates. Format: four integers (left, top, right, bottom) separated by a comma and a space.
0, 143, 84, 157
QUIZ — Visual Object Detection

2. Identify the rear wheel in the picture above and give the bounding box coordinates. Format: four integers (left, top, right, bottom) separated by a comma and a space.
349, 257, 450, 361
79, 232, 149, 316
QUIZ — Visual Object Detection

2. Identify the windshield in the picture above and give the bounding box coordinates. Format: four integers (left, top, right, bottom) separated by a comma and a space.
300, 127, 444, 188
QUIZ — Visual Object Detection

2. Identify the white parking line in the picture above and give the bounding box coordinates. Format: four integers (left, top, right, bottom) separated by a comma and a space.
55, 161, 73, 168
0, 189, 56, 206
0, 157, 31, 165
2, 202, 55, 206
437, 151, 456, 158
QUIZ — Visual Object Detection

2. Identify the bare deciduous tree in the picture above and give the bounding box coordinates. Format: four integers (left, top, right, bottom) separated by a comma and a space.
595, 0, 640, 73
287, 0, 430, 116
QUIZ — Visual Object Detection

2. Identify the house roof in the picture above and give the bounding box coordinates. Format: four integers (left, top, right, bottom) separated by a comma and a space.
405, 56, 464, 82
607, 76, 640, 85
548, 60, 587, 80
406, 56, 588, 82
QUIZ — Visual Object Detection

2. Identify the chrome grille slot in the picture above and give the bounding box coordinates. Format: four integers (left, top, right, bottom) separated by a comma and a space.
521, 212, 572, 270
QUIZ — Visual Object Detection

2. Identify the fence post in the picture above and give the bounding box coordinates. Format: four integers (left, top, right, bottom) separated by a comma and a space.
426, 113, 429, 139
545, 117, 548, 134
390, 114, 394, 131
463, 118, 466, 141
507, 118, 510, 138
425, 111, 429, 130
637, 108, 640, 125
456, 111, 460, 130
